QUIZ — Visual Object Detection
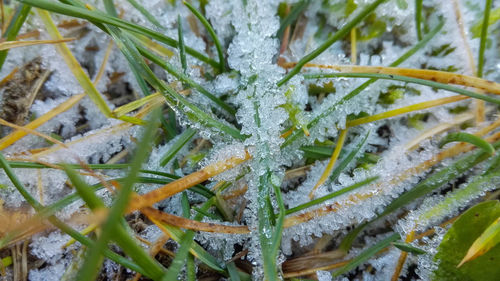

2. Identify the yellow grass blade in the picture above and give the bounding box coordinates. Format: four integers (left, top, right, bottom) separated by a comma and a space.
350, 28, 357, 64
0, 93, 85, 150
309, 129, 348, 199
113, 92, 163, 117
0, 38, 75, 51
346, 95, 468, 128
131, 33, 174, 58
63, 223, 97, 248
458, 216, 500, 267
141, 207, 249, 234
0, 118, 67, 148
127, 150, 251, 213
281, 63, 500, 95
36, 9, 112, 117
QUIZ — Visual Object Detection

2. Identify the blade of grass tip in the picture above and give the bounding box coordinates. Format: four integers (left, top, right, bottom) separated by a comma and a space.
0, 153, 149, 276
303, 72, 500, 106
309, 129, 348, 198
160, 128, 196, 166
415, 0, 423, 40
277, 0, 387, 86
392, 241, 426, 255
126, 0, 165, 29
277, 0, 309, 39
137, 42, 237, 116
286, 176, 379, 215
477, 0, 492, 78
281, 20, 444, 148
0, 4, 31, 70
333, 233, 400, 277
36, 9, 112, 117
20, 0, 219, 68
458, 215, 500, 267
75, 109, 160, 281
183, 1, 225, 72
439, 132, 495, 155
177, 15, 188, 74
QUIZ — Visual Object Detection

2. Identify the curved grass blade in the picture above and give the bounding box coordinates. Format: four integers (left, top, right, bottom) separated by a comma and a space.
333, 233, 400, 277
392, 241, 426, 255
303, 72, 500, 106
0, 4, 31, 70
277, 0, 387, 86
183, 1, 225, 72
20, 0, 219, 68
281, 20, 444, 148
439, 132, 494, 155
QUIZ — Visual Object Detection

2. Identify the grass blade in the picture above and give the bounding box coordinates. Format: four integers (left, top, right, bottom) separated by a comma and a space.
415, 0, 423, 40
281, 20, 444, 147
0, 38, 75, 50
328, 130, 370, 183
477, 0, 493, 78
177, 15, 187, 74
160, 128, 196, 166
277, 0, 387, 86
459, 215, 500, 267
277, 0, 309, 39
392, 241, 426, 255
126, 0, 165, 29
333, 233, 400, 277
183, 1, 225, 72
303, 72, 500, 106
439, 132, 494, 155
286, 176, 379, 215
0, 4, 31, 70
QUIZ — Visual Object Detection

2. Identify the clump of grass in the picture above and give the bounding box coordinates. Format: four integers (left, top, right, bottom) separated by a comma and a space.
0, 0, 499, 280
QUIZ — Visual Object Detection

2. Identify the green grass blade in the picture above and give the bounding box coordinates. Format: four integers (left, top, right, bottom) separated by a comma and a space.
328, 131, 370, 183
303, 72, 500, 106
226, 261, 241, 281
20, 0, 219, 68
160, 128, 196, 167
277, 0, 387, 86
286, 176, 379, 215
126, 0, 165, 29
177, 15, 188, 74
277, 0, 309, 39
75, 109, 160, 281
0, 4, 31, 70
281, 20, 444, 148
477, 0, 493, 77
183, 1, 225, 72
392, 241, 426, 255
333, 233, 400, 277
439, 132, 495, 155
415, 0, 423, 40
